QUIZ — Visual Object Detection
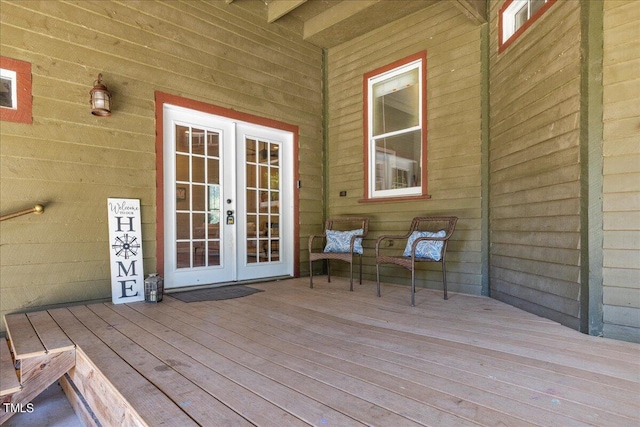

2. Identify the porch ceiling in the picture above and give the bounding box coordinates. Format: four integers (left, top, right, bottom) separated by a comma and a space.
225, 0, 487, 48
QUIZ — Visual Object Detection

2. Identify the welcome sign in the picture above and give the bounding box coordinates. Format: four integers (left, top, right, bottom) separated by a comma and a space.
107, 198, 145, 303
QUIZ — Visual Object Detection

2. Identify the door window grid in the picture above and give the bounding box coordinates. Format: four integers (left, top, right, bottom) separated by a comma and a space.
175, 125, 221, 269
245, 138, 280, 264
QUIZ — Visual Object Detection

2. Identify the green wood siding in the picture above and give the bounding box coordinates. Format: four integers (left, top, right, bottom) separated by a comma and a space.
489, 0, 583, 328
0, 0, 323, 332
602, 0, 640, 343
324, 2, 484, 295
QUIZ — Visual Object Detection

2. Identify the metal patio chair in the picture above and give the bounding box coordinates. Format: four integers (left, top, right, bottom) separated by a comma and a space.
309, 217, 369, 291
375, 216, 457, 306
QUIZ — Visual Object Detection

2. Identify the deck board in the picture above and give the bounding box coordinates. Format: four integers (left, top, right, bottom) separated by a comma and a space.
90, 303, 306, 427
36, 278, 640, 427
3, 313, 46, 359
25, 311, 74, 353
47, 307, 198, 427
205, 288, 636, 426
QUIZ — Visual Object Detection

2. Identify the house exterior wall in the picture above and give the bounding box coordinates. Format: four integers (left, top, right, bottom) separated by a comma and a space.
0, 0, 323, 333
602, 0, 640, 343
324, 1, 484, 295
488, 0, 583, 329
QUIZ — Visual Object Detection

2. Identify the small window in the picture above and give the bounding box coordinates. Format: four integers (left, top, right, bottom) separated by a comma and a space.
499, 0, 556, 52
363, 52, 427, 201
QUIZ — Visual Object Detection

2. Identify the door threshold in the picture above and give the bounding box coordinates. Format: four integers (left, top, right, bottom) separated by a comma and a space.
165, 276, 293, 294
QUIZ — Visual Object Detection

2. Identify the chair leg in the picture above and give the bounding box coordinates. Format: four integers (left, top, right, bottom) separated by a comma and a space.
442, 259, 448, 300
358, 254, 363, 285
376, 263, 381, 297
411, 267, 416, 307
327, 260, 331, 283
349, 258, 354, 292
309, 259, 313, 288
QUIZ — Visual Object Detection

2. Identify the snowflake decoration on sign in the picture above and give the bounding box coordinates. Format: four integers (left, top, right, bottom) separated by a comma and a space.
111, 233, 141, 259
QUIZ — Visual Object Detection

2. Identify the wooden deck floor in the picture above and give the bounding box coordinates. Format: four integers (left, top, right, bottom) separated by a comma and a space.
49, 278, 639, 426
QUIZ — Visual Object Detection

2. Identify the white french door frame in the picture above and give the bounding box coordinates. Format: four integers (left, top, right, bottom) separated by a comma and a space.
161, 103, 295, 289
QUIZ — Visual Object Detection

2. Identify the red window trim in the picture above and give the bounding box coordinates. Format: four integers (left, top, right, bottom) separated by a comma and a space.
154, 91, 301, 278
361, 51, 428, 203
0, 56, 32, 124
498, 0, 557, 54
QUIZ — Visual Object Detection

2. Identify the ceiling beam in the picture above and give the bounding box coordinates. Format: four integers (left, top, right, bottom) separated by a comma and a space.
303, 0, 381, 41
453, 0, 487, 24
268, 0, 308, 23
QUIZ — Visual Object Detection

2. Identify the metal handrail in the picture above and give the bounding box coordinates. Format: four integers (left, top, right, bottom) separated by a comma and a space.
0, 204, 45, 222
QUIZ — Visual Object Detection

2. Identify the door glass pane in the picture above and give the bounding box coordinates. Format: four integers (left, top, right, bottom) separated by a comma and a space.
208, 241, 220, 266
193, 241, 205, 267
245, 138, 280, 264
176, 242, 190, 269
176, 126, 189, 154
192, 128, 205, 156
176, 154, 189, 182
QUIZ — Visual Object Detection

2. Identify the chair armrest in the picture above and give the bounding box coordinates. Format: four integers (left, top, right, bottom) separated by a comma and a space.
409, 233, 453, 259
308, 233, 326, 252
349, 233, 366, 253
375, 234, 409, 256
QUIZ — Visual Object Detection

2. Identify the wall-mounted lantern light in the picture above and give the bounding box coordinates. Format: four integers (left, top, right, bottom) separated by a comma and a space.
89, 73, 111, 116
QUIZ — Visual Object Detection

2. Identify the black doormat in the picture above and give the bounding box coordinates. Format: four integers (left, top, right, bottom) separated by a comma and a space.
170, 285, 264, 303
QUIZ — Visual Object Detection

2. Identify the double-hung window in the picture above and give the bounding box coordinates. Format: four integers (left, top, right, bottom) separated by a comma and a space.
499, 0, 556, 52
363, 52, 427, 201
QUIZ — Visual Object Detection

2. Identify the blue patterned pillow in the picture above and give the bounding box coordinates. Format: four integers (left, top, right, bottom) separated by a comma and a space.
402, 230, 446, 260
324, 229, 364, 255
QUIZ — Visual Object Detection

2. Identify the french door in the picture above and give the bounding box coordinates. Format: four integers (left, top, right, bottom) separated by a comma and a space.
163, 105, 294, 289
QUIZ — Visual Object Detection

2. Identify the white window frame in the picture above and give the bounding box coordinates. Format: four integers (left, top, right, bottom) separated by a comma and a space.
500, 0, 554, 50
366, 58, 424, 200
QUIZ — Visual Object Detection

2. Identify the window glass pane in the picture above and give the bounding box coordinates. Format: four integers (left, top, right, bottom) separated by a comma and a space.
372, 68, 419, 136
530, 0, 545, 16
374, 129, 421, 191
514, 3, 528, 30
